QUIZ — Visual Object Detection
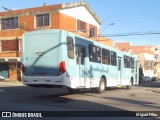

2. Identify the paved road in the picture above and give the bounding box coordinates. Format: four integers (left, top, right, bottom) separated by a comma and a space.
0, 81, 160, 119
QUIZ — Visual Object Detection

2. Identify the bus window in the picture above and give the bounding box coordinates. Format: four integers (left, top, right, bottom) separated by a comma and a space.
124, 55, 131, 68
81, 47, 85, 65
67, 37, 74, 59
76, 46, 85, 65
130, 57, 135, 69
102, 48, 110, 65
89, 44, 101, 63
111, 51, 117, 66
76, 46, 79, 64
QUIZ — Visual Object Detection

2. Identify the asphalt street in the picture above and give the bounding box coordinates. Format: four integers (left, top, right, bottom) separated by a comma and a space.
0, 81, 159, 120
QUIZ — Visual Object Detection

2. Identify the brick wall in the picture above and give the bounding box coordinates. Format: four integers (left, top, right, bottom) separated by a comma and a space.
51, 12, 60, 29
20, 15, 34, 31
59, 13, 76, 31
0, 52, 21, 57
0, 4, 62, 16
0, 29, 24, 37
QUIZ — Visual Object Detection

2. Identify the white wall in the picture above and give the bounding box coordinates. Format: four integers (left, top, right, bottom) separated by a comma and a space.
143, 53, 155, 77
144, 53, 154, 61
59, 6, 100, 27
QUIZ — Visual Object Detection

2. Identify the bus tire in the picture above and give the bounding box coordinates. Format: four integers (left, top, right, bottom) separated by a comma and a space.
96, 77, 106, 94
126, 80, 132, 90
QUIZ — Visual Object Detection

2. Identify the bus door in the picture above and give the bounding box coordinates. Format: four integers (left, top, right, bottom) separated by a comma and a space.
135, 61, 138, 84
76, 45, 86, 87
117, 57, 122, 85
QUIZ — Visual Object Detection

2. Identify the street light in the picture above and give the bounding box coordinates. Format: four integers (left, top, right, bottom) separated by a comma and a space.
100, 23, 115, 35
1, 6, 12, 11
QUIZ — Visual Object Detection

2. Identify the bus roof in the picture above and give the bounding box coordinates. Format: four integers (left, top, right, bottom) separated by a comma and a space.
23, 29, 138, 59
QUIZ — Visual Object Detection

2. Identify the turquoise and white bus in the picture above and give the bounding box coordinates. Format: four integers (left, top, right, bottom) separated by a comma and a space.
22, 29, 139, 93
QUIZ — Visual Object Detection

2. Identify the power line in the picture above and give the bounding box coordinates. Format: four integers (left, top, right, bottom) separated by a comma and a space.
100, 31, 160, 37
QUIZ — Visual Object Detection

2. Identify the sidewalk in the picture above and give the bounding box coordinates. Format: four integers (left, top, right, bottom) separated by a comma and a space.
0, 79, 24, 87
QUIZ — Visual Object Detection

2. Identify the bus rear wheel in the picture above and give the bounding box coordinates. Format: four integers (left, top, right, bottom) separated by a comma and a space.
96, 78, 106, 94
126, 80, 132, 90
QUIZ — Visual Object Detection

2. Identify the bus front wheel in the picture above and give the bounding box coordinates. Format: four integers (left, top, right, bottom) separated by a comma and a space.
96, 78, 106, 94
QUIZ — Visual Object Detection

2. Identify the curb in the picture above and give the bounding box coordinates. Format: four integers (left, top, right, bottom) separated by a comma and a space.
0, 81, 24, 86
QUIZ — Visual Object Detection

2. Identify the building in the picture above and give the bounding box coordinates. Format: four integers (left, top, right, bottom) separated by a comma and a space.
131, 46, 159, 77
155, 59, 160, 78
115, 42, 132, 53
115, 42, 159, 77
0, 2, 113, 80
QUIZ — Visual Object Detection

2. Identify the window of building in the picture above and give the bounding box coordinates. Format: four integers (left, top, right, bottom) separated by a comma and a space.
144, 60, 154, 70
89, 24, 97, 36
17, 63, 21, 69
1, 17, 18, 30
1, 40, 19, 51
36, 14, 50, 27
111, 51, 117, 66
77, 19, 86, 31
89, 44, 101, 63
67, 37, 74, 59
102, 48, 110, 65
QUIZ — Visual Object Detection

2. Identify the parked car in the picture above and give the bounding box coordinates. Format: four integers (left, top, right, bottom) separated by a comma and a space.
0, 75, 5, 82
151, 77, 158, 81
143, 76, 152, 82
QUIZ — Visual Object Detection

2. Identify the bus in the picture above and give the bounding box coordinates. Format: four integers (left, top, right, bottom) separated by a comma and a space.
22, 29, 139, 93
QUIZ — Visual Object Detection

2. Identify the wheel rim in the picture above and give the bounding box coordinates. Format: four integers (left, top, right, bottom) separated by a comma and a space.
100, 79, 105, 91
130, 81, 132, 86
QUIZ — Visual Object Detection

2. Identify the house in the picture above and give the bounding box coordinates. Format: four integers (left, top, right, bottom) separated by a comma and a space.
131, 46, 159, 77
155, 59, 160, 79
115, 42, 132, 53
0, 2, 113, 80
115, 42, 159, 77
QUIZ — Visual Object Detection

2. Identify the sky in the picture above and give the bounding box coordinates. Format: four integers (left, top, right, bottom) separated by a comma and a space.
0, 0, 160, 47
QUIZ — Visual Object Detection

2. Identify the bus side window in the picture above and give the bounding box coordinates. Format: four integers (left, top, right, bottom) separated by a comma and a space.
89, 44, 101, 63
102, 48, 110, 65
111, 51, 117, 66
80, 47, 85, 65
67, 37, 74, 59
124, 55, 133, 68
124, 55, 128, 68
76, 46, 79, 64
131, 57, 134, 69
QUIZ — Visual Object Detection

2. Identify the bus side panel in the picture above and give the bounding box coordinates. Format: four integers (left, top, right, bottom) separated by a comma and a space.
105, 66, 118, 87
122, 68, 132, 85
63, 33, 81, 88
